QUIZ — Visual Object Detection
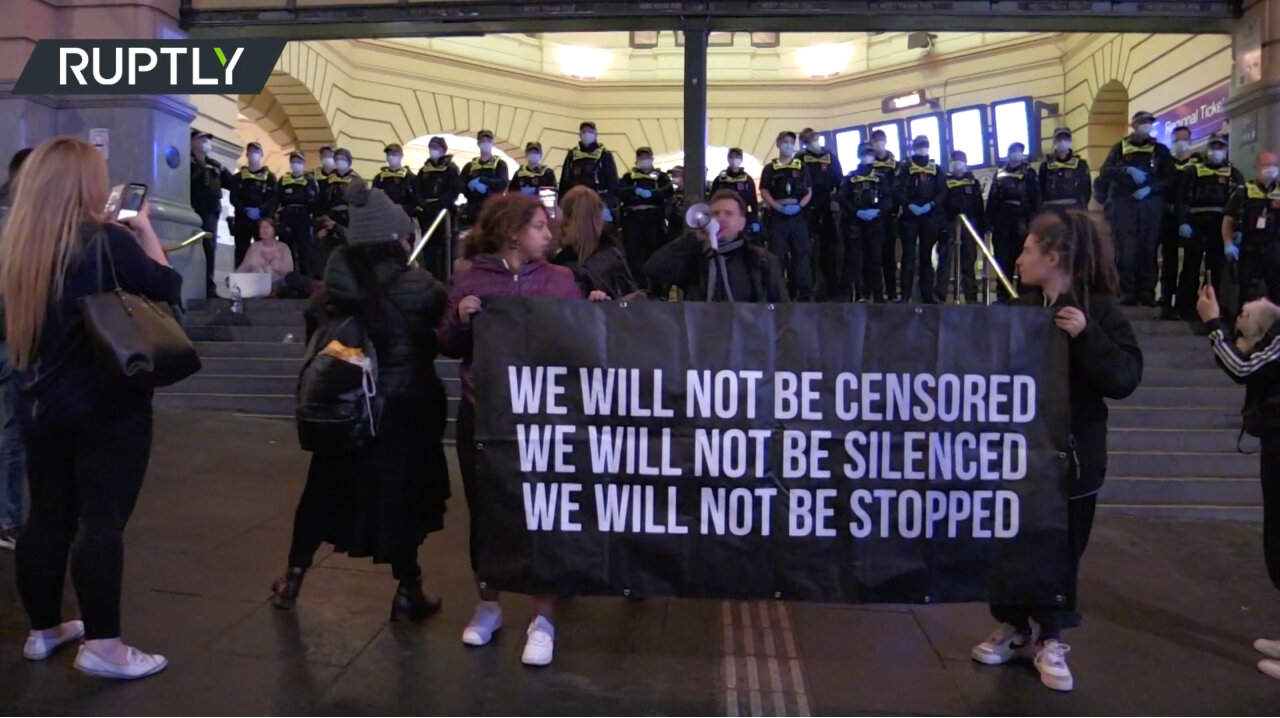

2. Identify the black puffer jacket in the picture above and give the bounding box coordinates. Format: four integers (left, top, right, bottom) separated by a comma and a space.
1016, 290, 1144, 496
551, 237, 639, 299
320, 247, 447, 400
643, 233, 788, 302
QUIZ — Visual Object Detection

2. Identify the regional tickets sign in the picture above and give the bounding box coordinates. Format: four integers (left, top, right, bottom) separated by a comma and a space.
471, 299, 1074, 606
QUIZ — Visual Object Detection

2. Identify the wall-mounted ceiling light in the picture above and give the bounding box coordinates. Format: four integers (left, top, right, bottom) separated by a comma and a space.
556, 45, 611, 80
797, 43, 853, 79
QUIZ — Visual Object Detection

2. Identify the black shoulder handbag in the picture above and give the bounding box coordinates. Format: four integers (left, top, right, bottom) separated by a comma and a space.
77, 230, 201, 389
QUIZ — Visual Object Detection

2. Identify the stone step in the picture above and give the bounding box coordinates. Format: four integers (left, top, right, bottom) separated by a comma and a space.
197, 357, 304, 375
1140, 351, 1219, 369
1141, 368, 1233, 387
167, 374, 297, 395
153, 392, 295, 415
1101, 476, 1261, 506
1136, 334, 1223, 353
1107, 405, 1240, 430
1126, 385, 1244, 407
195, 342, 307, 359
1126, 318, 1207, 336
188, 297, 311, 313
184, 310, 307, 329
188, 326, 307, 343
1096, 503, 1262, 521
1108, 428, 1252, 453
1108, 451, 1257, 478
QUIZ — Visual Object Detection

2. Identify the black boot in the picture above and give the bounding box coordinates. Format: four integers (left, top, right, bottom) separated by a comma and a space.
390, 578, 442, 622
271, 567, 307, 610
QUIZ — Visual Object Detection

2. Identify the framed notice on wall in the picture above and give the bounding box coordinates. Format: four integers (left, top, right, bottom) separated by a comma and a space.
1236, 18, 1262, 89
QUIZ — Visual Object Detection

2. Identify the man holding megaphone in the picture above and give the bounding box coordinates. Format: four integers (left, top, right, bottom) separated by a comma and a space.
643, 189, 787, 303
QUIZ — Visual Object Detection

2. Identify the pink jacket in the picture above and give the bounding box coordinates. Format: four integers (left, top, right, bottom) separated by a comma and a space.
438, 254, 580, 403
236, 239, 293, 280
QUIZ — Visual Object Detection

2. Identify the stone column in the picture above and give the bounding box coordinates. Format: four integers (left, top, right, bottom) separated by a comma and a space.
1228, 0, 1280, 170
0, 0, 207, 303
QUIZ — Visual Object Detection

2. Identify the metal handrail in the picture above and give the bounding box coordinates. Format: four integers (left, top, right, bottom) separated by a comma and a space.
407, 208, 452, 272
163, 231, 210, 254
952, 214, 1019, 303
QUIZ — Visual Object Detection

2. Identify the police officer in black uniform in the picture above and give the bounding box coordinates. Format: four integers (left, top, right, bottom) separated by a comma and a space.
460, 129, 510, 227
800, 128, 845, 300
228, 141, 278, 269
1039, 127, 1092, 209
510, 141, 557, 199
560, 121, 620, 211
190, 128, 234, 298
1160, 126, 1202, 318
617, 146, 675, 279
761, 131, 814, 300
986, 141, 1041, 296
1175, 132, 1242, 318
276, 149, 319, 272
711, 148, 760, 234
894, 135, 947, 303
373, 143, 418, 221
1223, 151, 1280, 308
1096, 110, 1177, 305
416, 136, 462, 278
869, 128, 900, 300
837, 142, 889, 303
320, 148, 360, 228
315, 144, 336, 180
938, 150, 985, 303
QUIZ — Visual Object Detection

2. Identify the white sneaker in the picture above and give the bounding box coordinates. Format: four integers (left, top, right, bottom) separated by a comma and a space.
1035, 640, 1074, 692
73, 644, 168, 680
23, 620, 85, 661
521, 615, 555, 667
461, 601, 503, 647
1259, 659, 1280, 680
1254, 638, 1280, 659
971, 623, 1032, 665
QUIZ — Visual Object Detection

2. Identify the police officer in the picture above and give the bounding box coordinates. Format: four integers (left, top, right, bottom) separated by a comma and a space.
1039, 128, 1091, 209
711, 148, 760, 233
1223, 152, 1280, 308
510, 141, 557, 198
617, 146, 674, 279
416, 136, 462, 278
800, 128, 845, 300
1097, 110, 1176, 305
986, 142, 1041, 296
761, 130, 814, 300
276, 150, 319, 273
560, 121, 619, 209
319, 148, 360, 228
938, 150, 985, 303
836, 142, 889, 302
1159, 126, 1202, 318
1175, 132, 1241, 318
869, 129, 900, 300
228, 141, 278, 269
894, 135, 947, 303
190, 129, 234, 298
460, 129, 510, 226
373, 143, 418, 221
315, 144, 336, 180
666, 165, 687, 243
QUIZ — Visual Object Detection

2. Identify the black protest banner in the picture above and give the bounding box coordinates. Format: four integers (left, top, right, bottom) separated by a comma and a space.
471, 298, 1074, 606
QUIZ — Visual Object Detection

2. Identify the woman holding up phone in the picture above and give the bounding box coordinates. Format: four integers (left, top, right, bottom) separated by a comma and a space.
0, 137, 181, 680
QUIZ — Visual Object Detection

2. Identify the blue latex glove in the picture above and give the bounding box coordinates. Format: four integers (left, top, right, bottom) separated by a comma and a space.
920, 202, 933, 214
1126, 166, 1148, 185
750, 222, 761, 234
856, 208, 879, 221
602, 207, 613, 223
1178, 223, 1193, 239
635, 187, 653, 199
778, 204, 801, 216
1226, 242, 1241, 261
1132, 186, 1152, 201
909, 203, 931, 216
468, 178, 488, 194
520, 185, 538, 196
244, 207, 260, 221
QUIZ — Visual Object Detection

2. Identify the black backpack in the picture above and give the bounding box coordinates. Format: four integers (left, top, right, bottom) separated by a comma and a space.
295, 314, 382, 453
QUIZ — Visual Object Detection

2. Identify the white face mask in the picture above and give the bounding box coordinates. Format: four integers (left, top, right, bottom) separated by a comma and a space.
322, 156, 335, 170
429, 149, 443, 161
914, 146, 929, 157
860, 155, 875, 166
1135, 123, 1153, 138
1209, 149, 1227, 164
873, 140, 887, 153
671, 175, 683, 187
637, 158, 653, 171
478, 142, 493, 154
201, 140, 211, 154
290, 162, 305, 174
1173, 140, 1191, 155
950, 161, 967, 175
581, 132, 596, 145
336, 159, 350, 172
779, 142, 796, 156
1009, 152, 1025, 164
528, 152, 541, 166
388, 155, 403, 169
1262, 167, 1279, 183
729, 157, 742, 169
1054, 140, 1072, 153
247, 152, 262, 167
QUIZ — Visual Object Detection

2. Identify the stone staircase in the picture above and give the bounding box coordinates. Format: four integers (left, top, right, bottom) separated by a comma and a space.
164, 300, 1261, 520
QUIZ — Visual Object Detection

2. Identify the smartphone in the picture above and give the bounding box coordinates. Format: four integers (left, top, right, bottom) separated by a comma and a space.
116, 183, 148, 221
1204, 266, 1213, 288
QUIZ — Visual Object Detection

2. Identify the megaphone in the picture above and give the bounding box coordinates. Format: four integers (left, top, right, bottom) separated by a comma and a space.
685, 202, 712, 230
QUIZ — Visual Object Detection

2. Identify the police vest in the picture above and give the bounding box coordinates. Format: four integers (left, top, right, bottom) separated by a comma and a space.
376, 167, 414, 204
714, 170, 753, 193
768, 157, 807, 201
1187, 164, 1235, 211
944, 176, 981, 214
515, 165, 553, 182
1120, 139, 1158, 172
871, 155, 897, 183
567, 145, 607, 188
1043, 155, 1086, 203
324, 171, 357, 208
803, 151, 838, 194
993, 167, 1030, 204
623, 169, 666, 208
467, 158, 501, 175
1238, 182, 1280, 241
903, 160, 940, 201
845, 171, 883, 209
418, 159, 455, 201
278, 173, 314, 208
235, 167, 274, 206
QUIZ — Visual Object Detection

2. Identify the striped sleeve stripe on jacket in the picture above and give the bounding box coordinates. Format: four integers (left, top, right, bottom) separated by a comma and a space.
1210, 327, 1280, 377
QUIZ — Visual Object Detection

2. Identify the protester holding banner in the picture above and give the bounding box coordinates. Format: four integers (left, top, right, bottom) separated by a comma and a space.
643, 189, 787, 302
1196, 284, 1280, 682
272, 180, 451, 622
438, 192, 582, 667
552, 186, 640, 301
973, 207, 1143, 692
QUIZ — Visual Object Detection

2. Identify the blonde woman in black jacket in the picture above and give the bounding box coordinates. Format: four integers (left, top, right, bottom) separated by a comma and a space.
1197, 285, 1280, 681
971, 207, 1143, 692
